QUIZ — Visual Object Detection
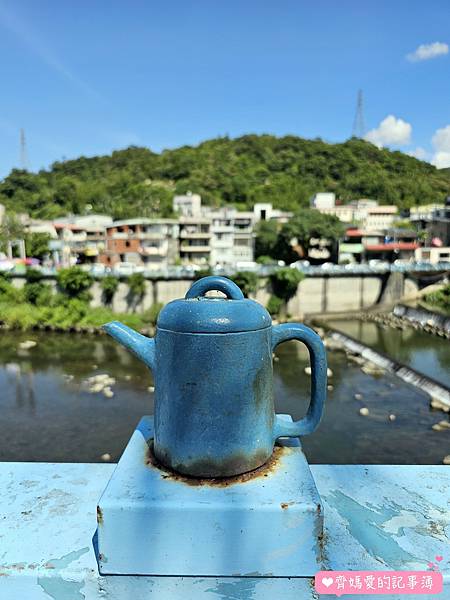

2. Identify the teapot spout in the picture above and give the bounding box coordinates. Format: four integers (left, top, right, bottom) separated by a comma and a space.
103, 321, 155, 371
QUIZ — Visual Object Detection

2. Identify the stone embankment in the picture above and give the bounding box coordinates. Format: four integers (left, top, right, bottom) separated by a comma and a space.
356, 306, 450, 339
312, 325, 450, 419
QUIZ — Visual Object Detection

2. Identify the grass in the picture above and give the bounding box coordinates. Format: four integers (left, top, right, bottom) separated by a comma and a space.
0, 276, 148, 332
0, 299, 147, 332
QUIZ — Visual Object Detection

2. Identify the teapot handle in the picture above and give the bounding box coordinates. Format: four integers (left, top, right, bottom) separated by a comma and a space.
271, 323, 327, 439
185, 276, 244, 300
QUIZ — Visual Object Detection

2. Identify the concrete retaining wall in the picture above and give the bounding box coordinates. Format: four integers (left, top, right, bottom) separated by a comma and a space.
10, 272, 417, 317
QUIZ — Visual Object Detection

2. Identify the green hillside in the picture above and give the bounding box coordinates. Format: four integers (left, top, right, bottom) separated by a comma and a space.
1, 135, 449, 220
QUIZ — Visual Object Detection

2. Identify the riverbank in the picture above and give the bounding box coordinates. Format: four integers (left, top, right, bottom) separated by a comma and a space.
0, 299, 151, 334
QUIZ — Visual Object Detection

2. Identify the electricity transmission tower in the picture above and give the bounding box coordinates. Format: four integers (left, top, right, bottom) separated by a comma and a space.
20, 128, 29, 170
352, 90, 366, 139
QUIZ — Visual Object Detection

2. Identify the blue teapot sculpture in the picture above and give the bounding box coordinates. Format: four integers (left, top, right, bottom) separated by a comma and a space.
104, 276, 327, 477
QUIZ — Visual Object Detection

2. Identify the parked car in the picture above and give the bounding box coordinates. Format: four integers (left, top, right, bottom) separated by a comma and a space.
112, 262, 144, 276
90, 263, 111, 277
290, 260, 310, 270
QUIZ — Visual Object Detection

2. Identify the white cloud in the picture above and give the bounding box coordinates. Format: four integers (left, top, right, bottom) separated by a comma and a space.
407, 147, 428, 160
365, 115, 412, 148
407, 42, 449, 62
431, 125, 450, 169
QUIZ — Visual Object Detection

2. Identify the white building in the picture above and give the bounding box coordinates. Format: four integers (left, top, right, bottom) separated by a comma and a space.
310, 193, 336, 210
415, 246, 450, 264
253, 203, 292, 223
208, 209, 235, 266
312, 195, 398, 232
173, 193, 202, 218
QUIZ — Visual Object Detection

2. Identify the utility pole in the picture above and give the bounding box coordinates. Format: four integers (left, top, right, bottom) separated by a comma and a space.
352, 90, 366, 139
20, 128, 29, 170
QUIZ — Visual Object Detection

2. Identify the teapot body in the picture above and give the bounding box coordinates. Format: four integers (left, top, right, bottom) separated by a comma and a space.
104, 276, 327, 479
153, 326, 274, 477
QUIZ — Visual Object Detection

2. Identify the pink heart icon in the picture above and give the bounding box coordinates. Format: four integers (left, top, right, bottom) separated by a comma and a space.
428, 562, 435, 568
436, 556, 443, 562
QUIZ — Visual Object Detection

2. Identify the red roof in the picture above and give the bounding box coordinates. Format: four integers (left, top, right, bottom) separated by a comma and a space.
365, 242, 419, 251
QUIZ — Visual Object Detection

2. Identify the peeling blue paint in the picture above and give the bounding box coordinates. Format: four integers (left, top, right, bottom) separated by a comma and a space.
37, 548, 90, 600
205, 577, 262, 600
37, 577, 85, 600
325, 490, 419, 567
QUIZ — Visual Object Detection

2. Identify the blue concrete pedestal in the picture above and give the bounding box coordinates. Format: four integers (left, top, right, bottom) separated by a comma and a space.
97, 415, 323, 577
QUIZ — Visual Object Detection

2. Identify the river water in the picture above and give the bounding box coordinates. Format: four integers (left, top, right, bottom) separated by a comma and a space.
0, 328, 448, 465
327, 319, 450, 388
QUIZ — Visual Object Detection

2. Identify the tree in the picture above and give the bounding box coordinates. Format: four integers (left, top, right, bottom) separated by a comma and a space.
57, 267, 93, 300
229, 271, 258, 298
268, 268, 304, 316
101, 275, 119, 305
275, 209, 345, 263
254, 220, 279, 259
0, 214, 25, 255
24, 232, 51, 260
0, 136, 449, 220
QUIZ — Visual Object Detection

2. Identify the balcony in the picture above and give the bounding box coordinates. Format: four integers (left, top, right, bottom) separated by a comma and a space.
180, 245, 211, 252
180, 231, 211, 239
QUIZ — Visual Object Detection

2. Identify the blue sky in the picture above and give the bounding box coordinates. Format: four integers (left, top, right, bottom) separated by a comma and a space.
0, 0, 449, 177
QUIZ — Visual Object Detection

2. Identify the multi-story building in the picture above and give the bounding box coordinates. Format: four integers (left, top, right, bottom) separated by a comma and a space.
426, 198, 450, 246
100, 218, 179, 269
311, 194, 398, 232
52, 215, 112, 266
415, 246, 450, 264
339, 227, 419, 263
208, 209, 235, 266
178, 217, 212, 265
173, 194, 257, 266
232, 212, 254, 264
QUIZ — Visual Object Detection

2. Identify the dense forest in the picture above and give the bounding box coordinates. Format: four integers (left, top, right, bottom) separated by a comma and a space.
1, 135, 449, 220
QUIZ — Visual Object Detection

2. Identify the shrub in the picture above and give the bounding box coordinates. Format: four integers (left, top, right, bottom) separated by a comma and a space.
0, 277, 22, 303
424, 284, 450, 313
126, 273, 146, 311
193, 267, 212, 280
101, 275, 119, 305
229, 271, 258, 298
269, 268, 304, 303
128, 273, 146, 298
57, 267, 93, 300
256, 255, 276, 265
147, 302, 163, 326
24, 282, 51, 305
25, 268, 44, 284
266, 295, 283, 316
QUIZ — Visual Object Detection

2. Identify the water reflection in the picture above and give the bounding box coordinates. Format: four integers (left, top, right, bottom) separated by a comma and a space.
0, 330, 448, 465
328, 320, 450, 388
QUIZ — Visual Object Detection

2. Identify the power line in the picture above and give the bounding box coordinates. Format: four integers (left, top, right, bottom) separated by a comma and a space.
352, 90, 366, 139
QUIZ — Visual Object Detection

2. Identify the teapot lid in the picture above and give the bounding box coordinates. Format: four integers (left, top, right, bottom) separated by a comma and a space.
157, 276, 271, 333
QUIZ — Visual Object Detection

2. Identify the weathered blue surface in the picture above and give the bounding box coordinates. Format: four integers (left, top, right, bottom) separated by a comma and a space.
97, 415, 323, 577
0, 462, 449, 599
104, 276, 327, 477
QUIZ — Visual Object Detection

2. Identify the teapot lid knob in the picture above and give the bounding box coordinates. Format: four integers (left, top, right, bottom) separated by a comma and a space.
185, 276, 244, 300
